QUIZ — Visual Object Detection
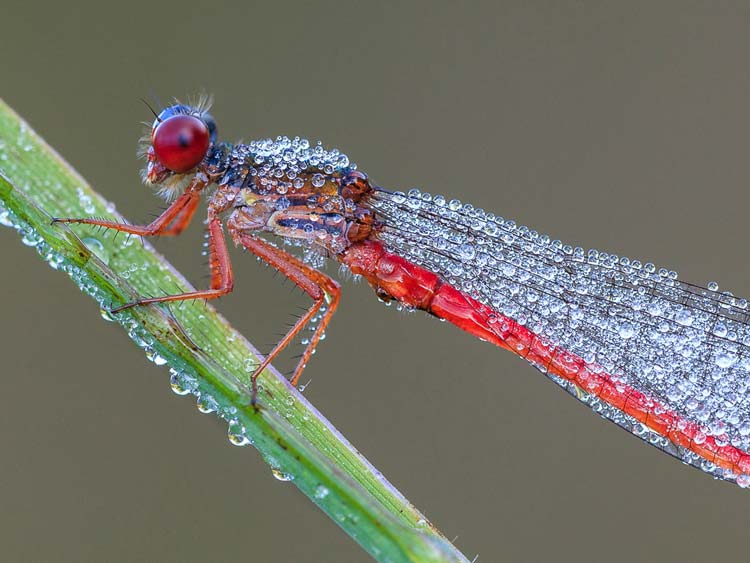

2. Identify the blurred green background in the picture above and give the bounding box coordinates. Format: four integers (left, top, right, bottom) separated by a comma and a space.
2, 2, 750, 562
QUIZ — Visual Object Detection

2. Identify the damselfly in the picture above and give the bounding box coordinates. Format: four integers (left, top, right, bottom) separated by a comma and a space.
54, 99, 750, 488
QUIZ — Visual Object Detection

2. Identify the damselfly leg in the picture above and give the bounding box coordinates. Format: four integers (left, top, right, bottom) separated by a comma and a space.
231, 231, 340, 395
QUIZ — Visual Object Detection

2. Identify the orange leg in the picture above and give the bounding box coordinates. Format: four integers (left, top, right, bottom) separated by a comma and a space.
106, 215, 233, 313
234, 233, 341, 394
52, 191, 200, 237
159, 195, 201, 236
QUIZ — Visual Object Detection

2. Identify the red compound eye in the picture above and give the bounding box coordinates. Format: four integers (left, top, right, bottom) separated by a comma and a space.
152, 115, 210, 173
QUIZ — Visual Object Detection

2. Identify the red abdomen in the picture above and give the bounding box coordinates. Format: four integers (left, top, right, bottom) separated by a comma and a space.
340, 239, 750, 477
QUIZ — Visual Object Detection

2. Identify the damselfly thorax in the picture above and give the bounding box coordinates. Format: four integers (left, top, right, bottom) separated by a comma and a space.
209, 148, 380, 257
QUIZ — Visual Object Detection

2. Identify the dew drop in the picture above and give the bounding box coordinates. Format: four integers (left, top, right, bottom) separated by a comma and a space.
712, 323, 728, 338
170, 372, 190, 396
100, 307, 117, 322
457, 243, 476, 261
646, 301, 663, 316
0, 208, 13, 227
21, 230, 41, 247
275, 196, 291, 210
715, 352, 737, 368
81, 237, 110, 264
228, 432, 251, 446
674, 309, 694, 326
227, 419, 251, 446
197, 394, 219, 414
146, 348, 168, 366
618, 322, 636, 339
271, 468, 294, 482
666, 385, 683, 402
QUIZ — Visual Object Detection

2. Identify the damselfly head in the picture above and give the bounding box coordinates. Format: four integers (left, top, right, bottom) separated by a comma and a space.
140, 100, 217, 200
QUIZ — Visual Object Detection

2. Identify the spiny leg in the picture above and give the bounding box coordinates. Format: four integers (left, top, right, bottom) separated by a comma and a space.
234, 233, 341, 395
111, 215, 234, 312
52, 190, 200, 237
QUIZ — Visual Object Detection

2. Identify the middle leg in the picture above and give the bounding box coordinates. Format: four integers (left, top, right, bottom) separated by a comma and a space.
233, 232, 341, 394
111, 214, 234, 313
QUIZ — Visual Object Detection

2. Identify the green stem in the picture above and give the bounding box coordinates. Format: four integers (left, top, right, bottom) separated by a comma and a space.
0, 99, 471, 563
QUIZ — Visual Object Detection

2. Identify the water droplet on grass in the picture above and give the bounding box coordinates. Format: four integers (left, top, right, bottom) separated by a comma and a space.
228, 432, 251, 446
170, 372, 190, 396
271, 468, 294, 482
82, 237, 110, 264
100, 307, 117, 322
197, 394, 219, 414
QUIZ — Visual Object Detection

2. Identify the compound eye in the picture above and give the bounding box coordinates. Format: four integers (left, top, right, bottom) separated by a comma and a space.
152, 115, 210, 173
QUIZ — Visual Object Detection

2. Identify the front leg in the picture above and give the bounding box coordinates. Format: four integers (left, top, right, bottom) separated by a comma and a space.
52, 190, 200, 237
159, 195, 201, 236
